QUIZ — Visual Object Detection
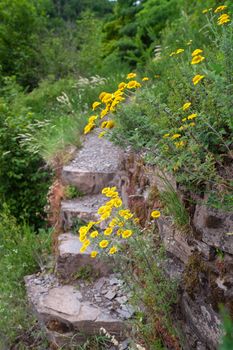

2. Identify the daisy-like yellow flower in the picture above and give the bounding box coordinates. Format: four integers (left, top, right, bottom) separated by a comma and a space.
142, 77, 149, 81
122, 230, 133, 239
127, 80, 141, 89
92, 101, 101, 111
88, 115, 98, 123
118, 82, 127, 90
90, 231, 99, 238
84, 122, 95, 134
119, 209, 133, 220
192, 49, 203, 57
192, 75, 205, 85
176, 48, 184, 54
109, 218, 118, 228
187, 113, 197, 120
113, 197, 122, 208
105, 120, 115, 129
100, 107, 109, 119
182, 117, 187, 122
83, 239, 90, 248
218, 13, 230, 25
104, 227, 113, 236
127, 73, 137, 79
79, 226, 88, 235
91, 251, 98, 258
109, 246, 117, 255
99, 240, 109, 249
99, 92, 107, 101
191, 55, 205, 65
171, 134, 181, 140
98, 131, 106, 138
79, 234, 87, 243
100, 211, 111, 221
102, 93, 113, 104
117, 228, 124, 236
80, 246, 87, 253
189, 122, 196, 127
163, 133, 170, 138
182, 102, 191, 111
175, 141, 185, 149
151, 210, 161, 219
214, 5, 227, 13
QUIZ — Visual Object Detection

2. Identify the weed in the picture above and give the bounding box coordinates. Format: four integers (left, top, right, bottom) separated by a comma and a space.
64, 185, 84, 199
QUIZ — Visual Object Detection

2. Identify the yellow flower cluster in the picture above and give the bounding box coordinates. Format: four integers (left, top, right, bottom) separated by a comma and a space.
78, 187, 144, 258
83, 72, 148, 137
218, 13, 230, 25
202, 5, 230, 26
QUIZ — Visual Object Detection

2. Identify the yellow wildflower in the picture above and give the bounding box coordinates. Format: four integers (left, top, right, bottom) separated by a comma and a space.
90, 231, 99, 238
151, 210, 161, 219
187, 113, 197, 120
83, 239, 90, 248
191, 55, 205, 65
118, 82, 127, 90
176, 48, 184, 54
84, 122, 95, 134
163, 133, 170, 138
214, 5, 227, 13
79, 226, 88, 235
104, 227, 113, 236
91, 251, 98, 258
79, 234, 87, 243
127, 73, 137, 79
127, 80, 141, 89
142, 77, 149, 81
182, 118, 187, 122
102, 93, 113, 104
182, 102, 191, 111
98, 205, 108, 215
171, 134, 181, 140
122, 230, 133, 239
192, 49, 203, 57
99, 92, 107, 101
113, 197, 122, 208
169, 52, 176, 57
189, 122, 196, 127
99, 240, 109, 248
114, 89, 124, 97
109, 218, 118, 228
117, 228, 124, 236
88, 115, 98, 123
175, 141, 185, 149
109, 246, 117, 255
92, 101, 101, 110
118, 221, 125, 227
101, 120, 115, 129
218, 13, 230, 25
119, 209, 133, 220
192, 75, 205, 85
100, 107, 109, 119
98, 131, 106, 138
80, 246, 87, 253
100, 211, 111, 221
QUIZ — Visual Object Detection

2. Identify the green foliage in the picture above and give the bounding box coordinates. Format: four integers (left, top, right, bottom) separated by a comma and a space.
0, 206, 51, 344
64, 185, 84, 199
159, 180, 189, 228
219, 309, 233, 350
0, 77, 51, 227
112, 9, 233, 207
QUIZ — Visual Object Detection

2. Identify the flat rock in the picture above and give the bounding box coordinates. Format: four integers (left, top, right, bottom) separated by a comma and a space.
56, 233, 112, 279
61, 194, 107, 230
25, 274, 131, 346
193, 205, 233, 255
157, 217, 194, 263
62, 130, 125, 195
181, 293, 222, 349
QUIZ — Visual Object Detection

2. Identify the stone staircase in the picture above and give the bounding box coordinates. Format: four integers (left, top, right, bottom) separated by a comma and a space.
25, 130, 132, 349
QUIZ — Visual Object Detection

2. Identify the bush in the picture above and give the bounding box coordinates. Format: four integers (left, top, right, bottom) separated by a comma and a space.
0, 206, 51, 345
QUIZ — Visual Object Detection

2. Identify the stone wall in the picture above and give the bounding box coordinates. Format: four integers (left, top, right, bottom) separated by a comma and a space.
122, 151, 233, 350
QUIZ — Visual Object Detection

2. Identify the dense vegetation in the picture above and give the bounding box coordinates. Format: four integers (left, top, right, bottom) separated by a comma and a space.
0, 0, 232, 348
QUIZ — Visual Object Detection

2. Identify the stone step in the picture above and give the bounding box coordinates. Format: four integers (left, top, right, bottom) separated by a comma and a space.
61, 194, 107, 230
25, 273, 133, 348
56, 233, 112, 281
62, 130, 125, 195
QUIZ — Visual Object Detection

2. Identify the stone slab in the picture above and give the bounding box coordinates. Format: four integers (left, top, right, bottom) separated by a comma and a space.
193, 205, 233, 255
